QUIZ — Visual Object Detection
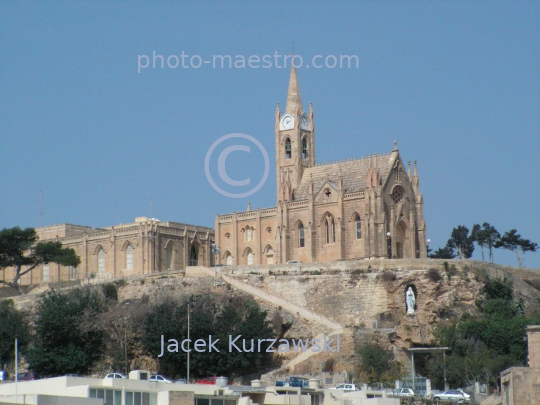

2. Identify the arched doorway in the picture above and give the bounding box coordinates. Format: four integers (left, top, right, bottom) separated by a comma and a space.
189, 245, 198, 266
395, 221, 409, 258
165, 242, 173, 270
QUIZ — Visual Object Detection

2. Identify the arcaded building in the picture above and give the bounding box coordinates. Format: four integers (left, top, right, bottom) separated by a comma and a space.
215, 67, 427, 266
1, 217, 214, 286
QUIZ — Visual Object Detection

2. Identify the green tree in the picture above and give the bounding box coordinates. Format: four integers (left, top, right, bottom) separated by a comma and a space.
429, 278, 539, 390
471, 224, 485, 261
356, 339, 397, 383
142, 295, 275, 379
26, 287, 107, 376
479, 223, 500, 263
0, 299, 31, 368
494, 229, 538, 267
429, 244, 456, 259
448, 226, 475, 259
0, 227, 80, 294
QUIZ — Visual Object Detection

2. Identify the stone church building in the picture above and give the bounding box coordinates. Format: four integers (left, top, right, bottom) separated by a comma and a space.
1, 217, 214, 286
215, 67, 428, 266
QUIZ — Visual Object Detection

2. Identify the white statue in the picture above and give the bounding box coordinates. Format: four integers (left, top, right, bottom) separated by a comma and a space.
406, 287, 416, 314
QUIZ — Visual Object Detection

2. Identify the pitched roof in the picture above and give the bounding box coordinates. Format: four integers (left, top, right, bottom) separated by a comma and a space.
294, 152, 394, 200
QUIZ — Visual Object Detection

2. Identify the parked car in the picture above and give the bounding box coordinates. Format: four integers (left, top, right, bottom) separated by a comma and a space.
65, 374, 81, 377
13, 372, 39, 381
150, 374, 172, 383
104, 373, 127, 379
174, 378, 187, 384
276, 376, 309, 388
196, 376, 217, 384
0, 370, 8, 381
391, 388, 415, 397
286, 260, 302, 264
433, 390, 471, 402
330, 384, 361, 391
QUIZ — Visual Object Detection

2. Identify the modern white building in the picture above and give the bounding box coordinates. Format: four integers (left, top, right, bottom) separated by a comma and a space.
0, 374, 398, 405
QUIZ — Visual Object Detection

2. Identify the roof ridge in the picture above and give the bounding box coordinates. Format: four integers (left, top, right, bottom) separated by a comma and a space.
312, 152, 391, 167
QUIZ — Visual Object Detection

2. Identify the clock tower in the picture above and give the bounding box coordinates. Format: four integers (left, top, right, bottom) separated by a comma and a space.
275, 65, 315, 203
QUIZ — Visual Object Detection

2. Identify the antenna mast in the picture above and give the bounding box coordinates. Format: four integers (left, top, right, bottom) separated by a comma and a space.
39, 190, 44, 228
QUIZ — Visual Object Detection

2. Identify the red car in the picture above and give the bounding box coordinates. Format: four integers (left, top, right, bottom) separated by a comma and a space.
195, 377, 217, 384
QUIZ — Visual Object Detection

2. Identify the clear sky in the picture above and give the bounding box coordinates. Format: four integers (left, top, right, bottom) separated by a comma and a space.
1, 1, 539, 268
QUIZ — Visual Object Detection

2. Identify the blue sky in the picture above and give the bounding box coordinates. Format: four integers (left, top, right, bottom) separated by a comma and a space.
1, 1, 539, 268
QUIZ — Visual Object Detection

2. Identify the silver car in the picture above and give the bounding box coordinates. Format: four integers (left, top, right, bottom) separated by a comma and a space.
392, 388, 415, 397
433, 390, 471, 402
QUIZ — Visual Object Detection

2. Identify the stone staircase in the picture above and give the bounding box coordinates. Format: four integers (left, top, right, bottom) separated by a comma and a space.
199, 267, 346, 376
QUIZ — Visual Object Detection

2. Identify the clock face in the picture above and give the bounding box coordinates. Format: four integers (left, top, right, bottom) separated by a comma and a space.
300, 114, 310, 129
280, 114, 294, 130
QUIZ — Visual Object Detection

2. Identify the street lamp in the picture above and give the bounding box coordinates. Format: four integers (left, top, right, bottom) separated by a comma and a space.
386, 232, 392, 259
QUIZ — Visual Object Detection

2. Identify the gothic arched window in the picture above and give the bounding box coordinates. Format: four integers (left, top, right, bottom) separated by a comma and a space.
165, 243, 173, 269
325, 219, 330, 244
355, 216, 362, 239
43, 263, 50, 282
98, 248, 106, 273
332, 219, 336, 243
126, 244, 134, 269
285, 138, 292, 159
299, 224, 305, 247
302, 137, 308, 159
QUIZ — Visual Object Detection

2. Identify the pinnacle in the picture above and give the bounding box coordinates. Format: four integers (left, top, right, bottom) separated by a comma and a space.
285, 64, 303, 114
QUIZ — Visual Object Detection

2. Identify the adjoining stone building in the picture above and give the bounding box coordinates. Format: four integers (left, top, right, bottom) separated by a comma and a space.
1, 217, 214, 286
215, 67, 428, 266
481, 326, 540, 405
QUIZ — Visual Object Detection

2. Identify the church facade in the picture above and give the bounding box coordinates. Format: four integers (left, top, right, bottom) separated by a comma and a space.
215, 67, 428, 266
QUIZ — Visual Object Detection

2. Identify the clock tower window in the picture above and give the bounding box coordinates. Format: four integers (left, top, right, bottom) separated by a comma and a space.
302, 137, 308, 159
285, 138, 292, 159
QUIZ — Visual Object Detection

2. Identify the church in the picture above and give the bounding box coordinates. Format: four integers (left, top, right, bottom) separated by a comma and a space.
214, 67, 428, 266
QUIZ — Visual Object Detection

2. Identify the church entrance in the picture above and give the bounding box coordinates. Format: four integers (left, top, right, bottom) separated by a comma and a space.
266, 248, 274, 265
395, 221, 409, 258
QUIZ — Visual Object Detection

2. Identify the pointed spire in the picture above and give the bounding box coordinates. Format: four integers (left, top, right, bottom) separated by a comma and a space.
408, 161, 411, 177
285, 63, 304, 114
414, 160, 418, 177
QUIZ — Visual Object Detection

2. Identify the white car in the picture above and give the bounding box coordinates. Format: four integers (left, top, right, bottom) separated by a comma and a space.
391, 388, 415, 397
433, 390, 471, 402
330, 383, 361, 391
150, 374, 172, 383
105, 373, 127, 379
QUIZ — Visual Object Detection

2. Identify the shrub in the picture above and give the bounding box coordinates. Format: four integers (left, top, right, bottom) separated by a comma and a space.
427, 268, 442, 282
115, 279, 127, 287
445, 264, 457, 280
102, 283, 118, 302
379, 270, 396, 282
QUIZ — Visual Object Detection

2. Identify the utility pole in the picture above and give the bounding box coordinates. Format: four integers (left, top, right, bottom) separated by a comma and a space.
187, 304, 190, 382
15, 338, 18, 404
